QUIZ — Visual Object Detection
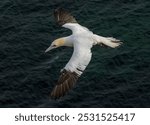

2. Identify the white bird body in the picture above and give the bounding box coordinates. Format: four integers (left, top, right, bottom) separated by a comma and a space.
45, 8, 123, 99
63, 23, 93, 75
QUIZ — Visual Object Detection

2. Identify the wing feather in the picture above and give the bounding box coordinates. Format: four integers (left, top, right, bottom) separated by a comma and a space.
50, 32, 92, 99
54, 8, 77, 26
50, 69, 79, 99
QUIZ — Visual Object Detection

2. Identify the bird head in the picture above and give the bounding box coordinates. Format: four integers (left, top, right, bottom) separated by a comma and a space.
45, 38, 65, 52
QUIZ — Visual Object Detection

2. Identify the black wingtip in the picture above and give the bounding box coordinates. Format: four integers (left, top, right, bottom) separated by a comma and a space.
53, 8, 77, 26
54, 7, 61, 15
50, 69, 79, 99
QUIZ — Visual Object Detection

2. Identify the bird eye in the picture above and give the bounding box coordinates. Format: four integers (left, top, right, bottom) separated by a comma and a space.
52, 45, 57, 47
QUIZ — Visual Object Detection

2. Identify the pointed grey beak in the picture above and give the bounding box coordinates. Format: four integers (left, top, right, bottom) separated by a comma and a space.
45, 46, 53, 53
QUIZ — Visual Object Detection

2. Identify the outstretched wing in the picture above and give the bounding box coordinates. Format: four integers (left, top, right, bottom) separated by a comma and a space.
50, 41, 92, 99
54, 8, 77, 26
51, 69, 79, 99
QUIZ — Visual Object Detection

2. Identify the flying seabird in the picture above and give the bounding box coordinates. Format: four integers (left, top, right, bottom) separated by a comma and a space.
45, 8, 123, 99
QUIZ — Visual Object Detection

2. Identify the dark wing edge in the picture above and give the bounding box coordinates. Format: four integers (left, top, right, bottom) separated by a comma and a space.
54, 8, 77, 26
50, 69, 79, 99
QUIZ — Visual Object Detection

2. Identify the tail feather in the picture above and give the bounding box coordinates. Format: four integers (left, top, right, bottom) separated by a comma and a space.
105, 37, 123, 48
93, 34, 123, 48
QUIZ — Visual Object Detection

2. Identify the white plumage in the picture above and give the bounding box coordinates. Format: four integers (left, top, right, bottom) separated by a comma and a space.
62, 23, 122, 76
63, 23, 93, 75
45, 8, 123, 99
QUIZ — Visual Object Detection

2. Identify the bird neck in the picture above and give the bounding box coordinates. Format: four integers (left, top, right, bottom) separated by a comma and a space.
63, 36, 73, 47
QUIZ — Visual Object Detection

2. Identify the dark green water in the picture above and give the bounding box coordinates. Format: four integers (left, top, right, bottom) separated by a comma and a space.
0, 0, 150, 107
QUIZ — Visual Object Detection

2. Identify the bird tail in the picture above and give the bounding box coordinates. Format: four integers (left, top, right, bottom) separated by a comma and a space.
93, 34, 123, 48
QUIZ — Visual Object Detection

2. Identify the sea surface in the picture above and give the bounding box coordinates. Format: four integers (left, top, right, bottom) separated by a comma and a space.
0, 0, 150, 107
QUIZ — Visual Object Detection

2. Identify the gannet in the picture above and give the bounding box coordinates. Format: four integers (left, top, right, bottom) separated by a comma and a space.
45, 8, 123, 99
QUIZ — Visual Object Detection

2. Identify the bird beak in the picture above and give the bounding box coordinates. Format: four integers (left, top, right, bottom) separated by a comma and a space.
45, 46, 54, 53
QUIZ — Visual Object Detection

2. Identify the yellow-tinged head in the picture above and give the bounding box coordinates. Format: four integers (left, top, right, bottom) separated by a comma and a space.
45, 38, 65, 52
